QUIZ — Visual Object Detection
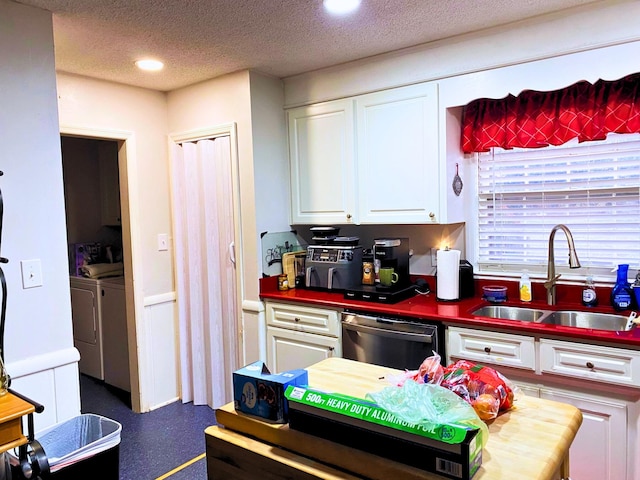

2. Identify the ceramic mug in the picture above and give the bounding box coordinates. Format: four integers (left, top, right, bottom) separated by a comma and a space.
379, 267, 398, 286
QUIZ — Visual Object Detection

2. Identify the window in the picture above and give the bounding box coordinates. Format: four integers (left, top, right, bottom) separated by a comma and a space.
476, 133, 640, 280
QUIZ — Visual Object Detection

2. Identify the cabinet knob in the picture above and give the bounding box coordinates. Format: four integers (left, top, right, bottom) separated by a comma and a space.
294, 317, 300, 322
484, 346, 491, 354
329, 347, 334, 351
346, 214, 352, 220
586, 361, 595, 369
429, 212, 435, 220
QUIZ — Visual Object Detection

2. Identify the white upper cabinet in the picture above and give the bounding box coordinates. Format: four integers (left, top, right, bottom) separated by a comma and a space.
356, 83, 439, 224
98, 148, 121, 226
288, 99, 357, 225
287, 82, 452, 225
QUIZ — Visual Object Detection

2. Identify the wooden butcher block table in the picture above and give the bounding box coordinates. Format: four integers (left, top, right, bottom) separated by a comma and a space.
207, 357, 582, 480
0, 392, 35, 453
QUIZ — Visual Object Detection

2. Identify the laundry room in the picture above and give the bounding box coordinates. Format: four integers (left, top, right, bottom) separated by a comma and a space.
61, 135, 131, 401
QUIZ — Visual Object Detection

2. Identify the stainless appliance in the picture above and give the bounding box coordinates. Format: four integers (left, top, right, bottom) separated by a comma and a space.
341, 311, 444, 370
305, 244, 362, 290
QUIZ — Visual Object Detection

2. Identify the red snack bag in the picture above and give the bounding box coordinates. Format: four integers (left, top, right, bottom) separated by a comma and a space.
441, 360, 516, 421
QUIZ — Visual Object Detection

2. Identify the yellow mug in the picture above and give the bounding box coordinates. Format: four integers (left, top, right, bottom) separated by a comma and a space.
379, 267, 398, 286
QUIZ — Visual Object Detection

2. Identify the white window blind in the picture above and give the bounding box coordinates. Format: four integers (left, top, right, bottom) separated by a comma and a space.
477, 134, 640, 279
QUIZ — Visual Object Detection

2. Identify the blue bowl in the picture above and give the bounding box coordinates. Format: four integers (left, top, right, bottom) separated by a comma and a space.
483, 285, 508, 303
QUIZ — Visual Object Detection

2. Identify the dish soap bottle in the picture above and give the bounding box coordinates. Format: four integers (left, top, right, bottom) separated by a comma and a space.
582, 275, 598, 307
611, 264, 633, 311
519, 270, 532, 302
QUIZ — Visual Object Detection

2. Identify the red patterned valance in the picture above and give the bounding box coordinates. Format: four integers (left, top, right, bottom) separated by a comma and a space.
461, 73, 640, 153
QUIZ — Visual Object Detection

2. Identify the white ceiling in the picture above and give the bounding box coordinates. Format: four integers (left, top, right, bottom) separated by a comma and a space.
17, 0, 599, 92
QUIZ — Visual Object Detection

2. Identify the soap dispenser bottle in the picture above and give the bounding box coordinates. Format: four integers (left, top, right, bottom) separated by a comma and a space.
519, 270, 532, 302
611, 264, 633, 311
582, 275, 598, 307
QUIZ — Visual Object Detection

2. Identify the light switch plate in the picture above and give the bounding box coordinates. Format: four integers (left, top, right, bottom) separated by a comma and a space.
157, 233, 169, 251
21, 259, 43, 288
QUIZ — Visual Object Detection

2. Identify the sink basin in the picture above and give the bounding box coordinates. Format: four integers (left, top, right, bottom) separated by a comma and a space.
471, 305, 550, 322
539, 311, 630, 331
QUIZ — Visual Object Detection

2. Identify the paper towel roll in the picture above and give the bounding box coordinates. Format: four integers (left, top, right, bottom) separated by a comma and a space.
437, 249, 461, 301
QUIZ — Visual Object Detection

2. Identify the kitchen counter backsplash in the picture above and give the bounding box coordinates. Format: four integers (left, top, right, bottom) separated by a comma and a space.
260, 275, 640, 348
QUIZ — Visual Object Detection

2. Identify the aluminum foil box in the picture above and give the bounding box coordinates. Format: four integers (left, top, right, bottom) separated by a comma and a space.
233, 362, 308, 423
285, 386, 482, 480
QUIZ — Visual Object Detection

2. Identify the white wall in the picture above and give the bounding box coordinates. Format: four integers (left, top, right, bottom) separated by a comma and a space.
167, 71, 268, 364
56, 73, 178, 411
0, 0, 80, 430
283, 0, 640, 107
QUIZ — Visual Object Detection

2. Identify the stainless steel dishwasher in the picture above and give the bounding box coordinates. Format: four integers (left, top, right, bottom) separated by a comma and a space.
341, 311, 444, 370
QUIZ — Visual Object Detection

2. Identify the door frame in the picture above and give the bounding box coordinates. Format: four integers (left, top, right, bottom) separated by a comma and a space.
60, 125, 145, 412
168, 122, 245, 392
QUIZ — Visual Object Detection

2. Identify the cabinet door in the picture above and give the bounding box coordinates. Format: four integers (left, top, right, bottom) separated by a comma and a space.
288, 99, 356, 225
267, 326, 341, 372
356, 83, 439, 224
70, 287, 103, 380
98, 147, 121, 226
540, 387, 627, 480
101, 285, 130, 392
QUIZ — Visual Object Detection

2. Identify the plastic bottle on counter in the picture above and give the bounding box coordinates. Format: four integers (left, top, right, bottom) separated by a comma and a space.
519, 270, 532, 302
611, 264, 633, 311
581, 275, 598, 307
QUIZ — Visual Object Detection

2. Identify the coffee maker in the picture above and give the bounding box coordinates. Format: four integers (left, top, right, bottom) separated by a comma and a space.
343, 237, 414, 304
373, 238, 410, 288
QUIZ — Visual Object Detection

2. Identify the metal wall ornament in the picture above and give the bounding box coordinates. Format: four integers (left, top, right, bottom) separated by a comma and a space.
452, 163, 464, 196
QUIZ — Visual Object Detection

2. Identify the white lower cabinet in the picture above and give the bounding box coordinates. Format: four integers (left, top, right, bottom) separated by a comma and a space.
539, 387, 627, 480
266, 326, 341, 373
447, 325, 640, 480
265, 301, 342, 372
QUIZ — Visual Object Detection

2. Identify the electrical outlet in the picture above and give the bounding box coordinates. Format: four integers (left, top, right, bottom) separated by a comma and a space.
21, 259, 43, 288
430, 248, 438, 267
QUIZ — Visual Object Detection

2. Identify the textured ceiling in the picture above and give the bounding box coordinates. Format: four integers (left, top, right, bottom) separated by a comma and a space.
17, 0, 600, 92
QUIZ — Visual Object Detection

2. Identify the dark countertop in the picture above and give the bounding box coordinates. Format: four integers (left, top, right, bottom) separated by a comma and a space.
260, 277, 640, 348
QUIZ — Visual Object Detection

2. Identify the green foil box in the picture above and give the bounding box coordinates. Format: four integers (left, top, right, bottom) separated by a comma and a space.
285, 385, 482, 480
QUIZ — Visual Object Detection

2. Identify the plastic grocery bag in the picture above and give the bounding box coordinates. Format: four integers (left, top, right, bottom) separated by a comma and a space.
441, 360, 521, 422
366, 380, 489, 447
386, 351, 445, 386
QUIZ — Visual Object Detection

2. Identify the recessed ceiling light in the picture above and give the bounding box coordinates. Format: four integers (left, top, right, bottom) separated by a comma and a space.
135, 59, 164, 72
323, 0, 361, 15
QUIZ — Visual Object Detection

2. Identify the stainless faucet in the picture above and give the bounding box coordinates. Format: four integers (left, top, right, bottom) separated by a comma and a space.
544, 224, 581, 305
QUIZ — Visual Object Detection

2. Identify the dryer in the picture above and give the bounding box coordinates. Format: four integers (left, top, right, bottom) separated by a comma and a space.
70, 276, 104, 380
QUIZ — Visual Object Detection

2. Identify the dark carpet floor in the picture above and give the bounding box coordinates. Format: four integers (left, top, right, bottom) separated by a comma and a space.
79, 375, 217, 480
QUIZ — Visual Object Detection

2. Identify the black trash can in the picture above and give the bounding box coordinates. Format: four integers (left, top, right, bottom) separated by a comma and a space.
35, 413, 121, 479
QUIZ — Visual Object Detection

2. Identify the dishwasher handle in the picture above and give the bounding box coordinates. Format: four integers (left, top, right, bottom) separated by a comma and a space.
342, 318, 435, 343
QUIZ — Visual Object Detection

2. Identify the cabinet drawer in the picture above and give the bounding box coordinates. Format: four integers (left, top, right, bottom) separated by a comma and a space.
266, 302, 341, 337
447, 326, 536, 370
267, 326, 342, 372
540, 339, 640, 388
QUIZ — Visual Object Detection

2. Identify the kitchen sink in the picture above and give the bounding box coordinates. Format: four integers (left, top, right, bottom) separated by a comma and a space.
539, 310, 630, 331
471, 305, 634, 331
471, 305, 550, 322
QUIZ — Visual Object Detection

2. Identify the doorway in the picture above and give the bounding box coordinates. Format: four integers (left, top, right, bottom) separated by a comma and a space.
61, 135, 135, 410
169, 123, 244, 408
